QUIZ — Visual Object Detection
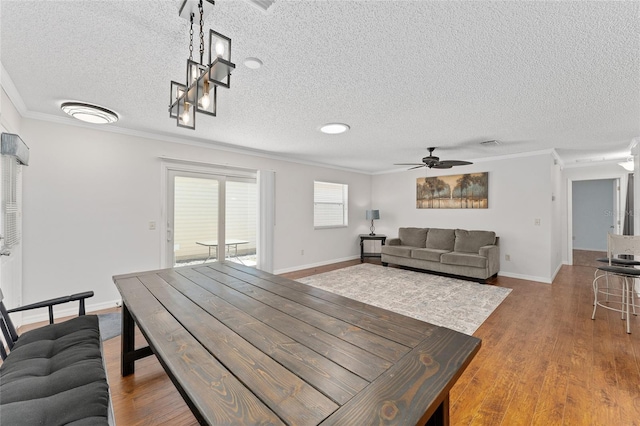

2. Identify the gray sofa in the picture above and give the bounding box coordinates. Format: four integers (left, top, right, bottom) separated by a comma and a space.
381, 227, 500, 282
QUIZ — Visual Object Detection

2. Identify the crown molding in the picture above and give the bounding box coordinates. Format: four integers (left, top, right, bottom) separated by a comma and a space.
1, 62, 28, 115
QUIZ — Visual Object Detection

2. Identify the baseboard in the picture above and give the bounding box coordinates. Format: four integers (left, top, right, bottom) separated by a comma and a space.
573, 247, 606, 252
550, 262, 564, 282
20, 299, 122, 326
498, 271, 552, 284
274, 255, 360, 275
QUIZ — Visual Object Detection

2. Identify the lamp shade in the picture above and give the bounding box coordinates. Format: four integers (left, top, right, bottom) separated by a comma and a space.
366, 210, 380, 220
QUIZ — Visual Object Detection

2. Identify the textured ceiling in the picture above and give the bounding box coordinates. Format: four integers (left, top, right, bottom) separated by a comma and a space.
1, 1, 639, 173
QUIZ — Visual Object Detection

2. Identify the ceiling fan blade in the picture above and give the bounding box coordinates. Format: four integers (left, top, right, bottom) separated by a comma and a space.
431, 163, 453, 169
408, 165, 425, 170
394, 163, 425, 166
437, 160, 473, 167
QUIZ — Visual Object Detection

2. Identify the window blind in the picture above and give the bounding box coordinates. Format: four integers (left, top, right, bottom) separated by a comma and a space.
314, 181, 348, 228
2, 156, 20, 248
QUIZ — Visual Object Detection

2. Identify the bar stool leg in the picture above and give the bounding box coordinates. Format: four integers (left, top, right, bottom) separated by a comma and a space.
625, 278, 631, 334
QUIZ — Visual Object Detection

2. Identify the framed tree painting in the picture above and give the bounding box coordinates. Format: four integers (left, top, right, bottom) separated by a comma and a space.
417, 172, 488, 209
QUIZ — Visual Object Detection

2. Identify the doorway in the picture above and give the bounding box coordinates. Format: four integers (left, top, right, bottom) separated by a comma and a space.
571, 178, 619, 267
165, 168, 257, 268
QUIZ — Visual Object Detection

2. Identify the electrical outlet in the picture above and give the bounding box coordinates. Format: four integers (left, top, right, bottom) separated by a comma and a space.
534, 218, 541, 226
149, 221, 156, 230
505, 254, 511, 261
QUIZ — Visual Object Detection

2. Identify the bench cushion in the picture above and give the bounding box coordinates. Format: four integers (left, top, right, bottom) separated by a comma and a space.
381, 245, 414, 257
411, 248, 450, 262
441, 252, 488, 269
0, 314, 110, 425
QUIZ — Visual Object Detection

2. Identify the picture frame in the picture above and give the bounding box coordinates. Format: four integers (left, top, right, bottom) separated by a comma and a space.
417, 172, 488, 209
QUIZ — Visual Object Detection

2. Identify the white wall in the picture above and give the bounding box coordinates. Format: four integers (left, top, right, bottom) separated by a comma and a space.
372, 152, 556, 282
19, 118, 372, 319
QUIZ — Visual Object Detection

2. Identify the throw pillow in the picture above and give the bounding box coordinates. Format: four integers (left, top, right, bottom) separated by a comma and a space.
398, 227, 428, 248
454, 229, 496, 253
425, 228, 455, 251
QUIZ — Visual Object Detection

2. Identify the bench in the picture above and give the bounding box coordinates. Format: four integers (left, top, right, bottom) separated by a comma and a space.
0, 289, 114, 425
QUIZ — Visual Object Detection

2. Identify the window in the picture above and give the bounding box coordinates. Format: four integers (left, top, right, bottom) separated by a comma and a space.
2, 156, 20, 248
314, 181, 348, 228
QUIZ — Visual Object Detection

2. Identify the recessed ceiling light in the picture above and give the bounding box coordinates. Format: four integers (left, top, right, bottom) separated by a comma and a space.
320, 123, 350, 134
244, 57, 263, 69
61, 102, 119, 124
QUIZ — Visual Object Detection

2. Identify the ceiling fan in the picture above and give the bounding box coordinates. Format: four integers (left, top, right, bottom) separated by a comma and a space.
395, 147, 473, 170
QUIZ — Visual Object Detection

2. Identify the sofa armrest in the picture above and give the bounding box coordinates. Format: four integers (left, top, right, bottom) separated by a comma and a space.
479, 244, 500, 276
387, 238, 401, 246
7, 291, 94, 325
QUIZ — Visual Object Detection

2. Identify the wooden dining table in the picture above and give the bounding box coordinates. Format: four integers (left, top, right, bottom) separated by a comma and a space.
113, 261, 481, 425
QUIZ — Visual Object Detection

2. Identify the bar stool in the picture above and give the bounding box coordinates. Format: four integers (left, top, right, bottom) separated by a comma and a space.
594, 255, 640, 309
592, 234, 640, 334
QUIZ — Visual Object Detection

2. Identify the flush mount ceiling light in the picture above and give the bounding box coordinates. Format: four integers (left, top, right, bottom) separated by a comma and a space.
169, 0, 236, 130
60, 102, 119, 124
243, 57, 263, 69
320, 123, 350, 135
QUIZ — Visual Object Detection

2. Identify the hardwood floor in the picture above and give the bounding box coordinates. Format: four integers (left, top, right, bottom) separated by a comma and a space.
18, 260, 640, 425
573, 249, 607, 268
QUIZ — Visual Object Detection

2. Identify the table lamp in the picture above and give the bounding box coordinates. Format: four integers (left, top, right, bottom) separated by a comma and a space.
366, 209, 380, 236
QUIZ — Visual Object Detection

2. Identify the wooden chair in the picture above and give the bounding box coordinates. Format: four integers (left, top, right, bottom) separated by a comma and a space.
592, 234, 640, 334
0, 288, 94, 359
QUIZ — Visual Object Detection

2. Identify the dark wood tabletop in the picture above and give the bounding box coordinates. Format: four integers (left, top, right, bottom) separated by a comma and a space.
113, 261, 481, 425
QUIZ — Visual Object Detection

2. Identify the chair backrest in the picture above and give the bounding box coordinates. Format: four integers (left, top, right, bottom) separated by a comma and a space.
607, 233, 640, 263
0, 288, 19, 360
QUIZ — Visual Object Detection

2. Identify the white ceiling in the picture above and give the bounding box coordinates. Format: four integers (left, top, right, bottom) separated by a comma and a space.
1, 1, 638, 173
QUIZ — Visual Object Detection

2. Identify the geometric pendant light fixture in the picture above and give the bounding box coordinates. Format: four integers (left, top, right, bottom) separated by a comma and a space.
169, 0, 235, 130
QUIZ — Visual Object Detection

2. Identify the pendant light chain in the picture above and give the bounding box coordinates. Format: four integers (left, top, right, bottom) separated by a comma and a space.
188, 13, 194, 61
199, 0, 205, 65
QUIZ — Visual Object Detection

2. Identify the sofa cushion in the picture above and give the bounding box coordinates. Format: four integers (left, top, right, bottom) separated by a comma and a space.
381, 245, 414, 257
425, 228, 455, 251
454, 229, 496, 253
0, 315, 110, 425
441, 252, 488, 268
398, 227, 427, 248
411, 248, 450, 262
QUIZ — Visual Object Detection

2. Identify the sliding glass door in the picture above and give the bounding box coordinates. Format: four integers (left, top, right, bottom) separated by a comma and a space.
166, 170, 256, 267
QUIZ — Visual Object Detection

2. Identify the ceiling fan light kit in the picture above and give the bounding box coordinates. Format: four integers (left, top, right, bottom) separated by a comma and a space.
169, 0, 235, 130
395, 147, 473, 170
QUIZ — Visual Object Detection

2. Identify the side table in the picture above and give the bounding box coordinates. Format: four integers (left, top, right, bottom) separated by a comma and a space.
359, 234, 387, 262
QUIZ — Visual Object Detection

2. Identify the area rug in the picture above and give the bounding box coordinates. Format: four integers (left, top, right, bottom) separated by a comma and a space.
97, 313, 121, 341
297, 263, 511, 335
